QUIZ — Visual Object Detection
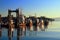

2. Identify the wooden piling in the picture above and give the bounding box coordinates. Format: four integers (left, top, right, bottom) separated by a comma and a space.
8, 20, 14, 37
29, 19, 33, 31
18, 23, 26, 36
18, 16, 26, 36
40, 20, 45, 31
36, 19, 40, 31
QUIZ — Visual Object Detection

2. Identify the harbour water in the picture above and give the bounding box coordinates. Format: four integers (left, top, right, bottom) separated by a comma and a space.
0, 21, 60, 40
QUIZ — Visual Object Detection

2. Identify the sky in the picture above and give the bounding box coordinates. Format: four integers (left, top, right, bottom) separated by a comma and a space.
0, 0, 60, 18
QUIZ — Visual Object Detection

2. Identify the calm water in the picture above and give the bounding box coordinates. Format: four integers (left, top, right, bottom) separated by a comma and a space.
1, 21, 60, 40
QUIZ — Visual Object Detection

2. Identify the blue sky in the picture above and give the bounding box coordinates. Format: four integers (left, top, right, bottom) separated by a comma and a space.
0, 0, 60, 18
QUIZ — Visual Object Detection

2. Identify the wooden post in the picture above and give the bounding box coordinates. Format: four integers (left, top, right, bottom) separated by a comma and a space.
29, 19, 33, 31
8, 9, 20, 39
8, 19, 14, 37
36, 19, 40, 31
40, 20, 45, 31
22, 21, 26, 36
8, 15, 14, 38
18, 15, 26, 36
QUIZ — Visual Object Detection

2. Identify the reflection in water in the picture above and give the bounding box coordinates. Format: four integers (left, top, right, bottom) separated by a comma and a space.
9, 37, 12, 40
40, 20, 45, 31
0, 29, 2, 37
37, 26, 40, 31
17, 28, 26, 40
17, 35, 22, 40
17, 28, 20, 37
2, 21, 60, 40
11, 28, 14, 37
8, 29, 12, 37
41, 25, 45, 31
0, 23, 49, 40
30, 26, 33, 31
8, 28, 14, 40
29, 31, 37, 36
17, 36, 20, 40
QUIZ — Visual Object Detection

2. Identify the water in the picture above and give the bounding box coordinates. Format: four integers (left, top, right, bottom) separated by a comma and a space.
1, 21, 60, 40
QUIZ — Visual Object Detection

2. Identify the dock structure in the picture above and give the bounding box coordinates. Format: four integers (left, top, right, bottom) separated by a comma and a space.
8, 15, 14, 37
0, 8, 53, 39
0, 9, 53, 31
7, 9, 21, 38
7, 8, 26, 38
17, 10, 26, 36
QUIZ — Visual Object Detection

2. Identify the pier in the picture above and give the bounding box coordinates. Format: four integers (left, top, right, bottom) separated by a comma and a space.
0, 9, 54, 40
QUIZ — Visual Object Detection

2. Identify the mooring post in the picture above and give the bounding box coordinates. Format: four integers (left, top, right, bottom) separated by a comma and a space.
40, 20, 45, 31
21, 22, 26, 36
36, 19, 40, 31
8, 15, 14, 38
8, 19, 14, 37
29, 19, 33, 31
22, 16, 26, 36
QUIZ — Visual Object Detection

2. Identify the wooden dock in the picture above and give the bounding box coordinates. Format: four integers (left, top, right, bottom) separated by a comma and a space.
0, 9, 51, 40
